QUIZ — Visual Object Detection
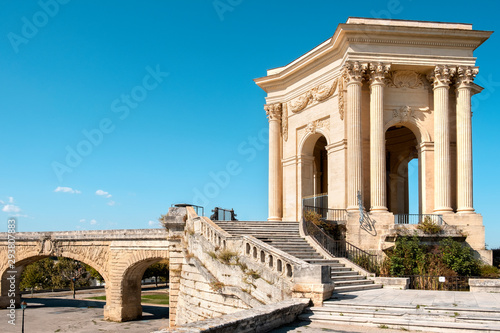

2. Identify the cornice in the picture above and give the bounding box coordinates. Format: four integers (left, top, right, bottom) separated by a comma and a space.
254, 20, 492, 93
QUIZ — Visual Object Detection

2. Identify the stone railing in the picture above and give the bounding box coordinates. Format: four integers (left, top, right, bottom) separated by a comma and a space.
185, 206, 333, 306
187, 207, 310, 282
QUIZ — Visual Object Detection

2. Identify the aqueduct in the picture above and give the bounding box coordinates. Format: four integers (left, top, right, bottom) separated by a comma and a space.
0, 227, 183, 325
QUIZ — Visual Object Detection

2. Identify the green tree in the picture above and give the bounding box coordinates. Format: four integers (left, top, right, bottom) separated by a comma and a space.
20, 258, 55, 291
143, 260, 169, 287
84, 264, 104, 283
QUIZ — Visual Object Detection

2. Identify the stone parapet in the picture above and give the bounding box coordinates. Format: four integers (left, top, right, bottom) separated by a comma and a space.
159, 298, 310, 333
469, 279, 500, 293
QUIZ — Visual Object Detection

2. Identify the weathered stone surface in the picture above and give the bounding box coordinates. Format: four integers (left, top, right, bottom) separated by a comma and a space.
159, 298, 310, 333
371, 277, 410, 290
469, 279, 500, 293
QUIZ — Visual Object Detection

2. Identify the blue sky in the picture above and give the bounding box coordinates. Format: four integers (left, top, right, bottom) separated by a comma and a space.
1, 1, 499, 248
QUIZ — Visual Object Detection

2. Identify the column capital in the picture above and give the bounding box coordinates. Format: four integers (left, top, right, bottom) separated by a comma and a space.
428, 65, 456, 89
264, 102, 282, 122
456, 66, 479, 89
344, 61, 368, 85
368, 62, 391, 86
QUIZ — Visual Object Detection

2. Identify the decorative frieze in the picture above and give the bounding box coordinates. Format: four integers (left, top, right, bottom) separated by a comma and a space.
288, 78, 338, 114
385, 70, 425, 89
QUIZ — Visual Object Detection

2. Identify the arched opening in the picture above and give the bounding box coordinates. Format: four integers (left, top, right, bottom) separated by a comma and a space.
0, 255, 108, 310
301, 134, 328, 211
119, 257, 169, 321
313, 136, 328, 196
385, 126, 420, 216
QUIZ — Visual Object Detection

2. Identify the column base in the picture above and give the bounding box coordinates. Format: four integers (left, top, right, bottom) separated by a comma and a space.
433, 207, 454, 214
268, 217, 282, 221
457, 208, 475, 214
370, 207, 388, 213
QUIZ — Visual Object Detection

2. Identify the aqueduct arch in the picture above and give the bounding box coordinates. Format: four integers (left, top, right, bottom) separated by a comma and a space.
0, 229, 175, 323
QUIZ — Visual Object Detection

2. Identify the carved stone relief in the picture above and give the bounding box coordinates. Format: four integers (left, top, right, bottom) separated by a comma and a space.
288, 78, 338, 114
385, 70, 426, 89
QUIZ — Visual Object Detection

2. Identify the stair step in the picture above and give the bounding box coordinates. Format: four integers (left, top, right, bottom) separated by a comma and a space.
333, 284, 382, 292
298, 313, 500, 332
334, 279, 373, 287
330, 275, 363, 281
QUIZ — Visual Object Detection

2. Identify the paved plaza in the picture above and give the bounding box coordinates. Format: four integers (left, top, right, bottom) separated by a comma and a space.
1, 288, 498, 332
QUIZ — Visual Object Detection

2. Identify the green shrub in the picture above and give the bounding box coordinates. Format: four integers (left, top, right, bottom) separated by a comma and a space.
439, 238, 480, 276
416, 217, 442, 234
479, 264, 500, 278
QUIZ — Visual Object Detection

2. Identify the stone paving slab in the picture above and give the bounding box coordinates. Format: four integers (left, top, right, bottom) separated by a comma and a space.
327, 288, 500, 310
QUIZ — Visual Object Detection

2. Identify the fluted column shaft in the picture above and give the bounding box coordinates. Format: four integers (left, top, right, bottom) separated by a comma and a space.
369, 63, 390, 212
345, 62, 367, 211
431, 65, 455, 214
265, 103, 282, 221
456, 66, 478, 213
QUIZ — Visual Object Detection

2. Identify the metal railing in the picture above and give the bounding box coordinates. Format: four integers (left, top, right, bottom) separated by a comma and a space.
304, 205, 347, 223
302, 194, 328, 211
172, 203, 204, 216
210, 207, 237, 221
304, 218, 378, 273
394, 214, 444, 225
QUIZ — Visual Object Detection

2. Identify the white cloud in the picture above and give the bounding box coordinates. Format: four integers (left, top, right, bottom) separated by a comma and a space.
79, 219, 86, 223
148, 220, 158, 227
90, 219, 97, 225
107, 200, 116, 206
2, 204, 21, 213
54, 186, 81, 194
8, 197, 14, 203
96, 190, 112, 198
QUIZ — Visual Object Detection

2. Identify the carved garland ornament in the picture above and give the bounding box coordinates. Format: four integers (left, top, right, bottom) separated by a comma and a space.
282, 103, 288, 142
288, 78, 338, 114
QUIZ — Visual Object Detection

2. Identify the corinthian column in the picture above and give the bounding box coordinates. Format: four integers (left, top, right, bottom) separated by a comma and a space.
369, 63, 390, 212
430, 65, 455, 214
265, 103, 282, 221
345, 61, 367, 211
456, 66, 478, 213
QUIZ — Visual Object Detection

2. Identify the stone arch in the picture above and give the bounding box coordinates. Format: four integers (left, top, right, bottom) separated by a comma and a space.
108, 249, 169, 322
298, 129, 331, 156
385, 125, 420, 215
299, 131, 330, 212
0, 243, 110, 308
384, 118, 430, 144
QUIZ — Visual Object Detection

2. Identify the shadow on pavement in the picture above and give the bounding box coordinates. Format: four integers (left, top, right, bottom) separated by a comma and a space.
22, 297, 169, 320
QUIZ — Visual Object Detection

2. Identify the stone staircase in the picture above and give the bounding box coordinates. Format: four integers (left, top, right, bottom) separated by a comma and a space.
214, 220, 381, 292
299, 298, 500, 332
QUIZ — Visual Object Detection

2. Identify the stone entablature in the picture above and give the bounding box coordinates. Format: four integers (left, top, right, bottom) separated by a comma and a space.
255, 17, 492, 258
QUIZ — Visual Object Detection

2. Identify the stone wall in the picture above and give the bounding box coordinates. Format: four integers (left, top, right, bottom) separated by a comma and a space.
162, 298, 309, 333
173, 207, 333, 326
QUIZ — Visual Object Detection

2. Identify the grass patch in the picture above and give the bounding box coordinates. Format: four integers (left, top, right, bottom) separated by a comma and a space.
88, 296, 106, 300
141, 294, 170, 305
